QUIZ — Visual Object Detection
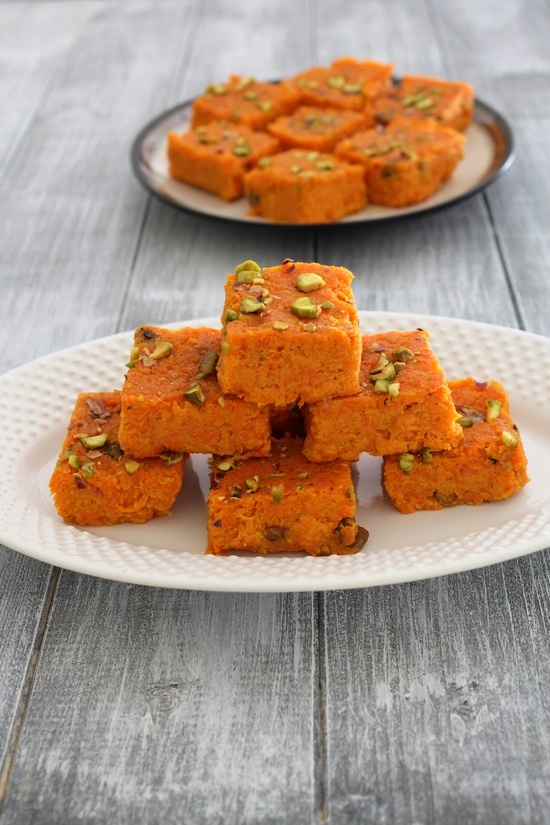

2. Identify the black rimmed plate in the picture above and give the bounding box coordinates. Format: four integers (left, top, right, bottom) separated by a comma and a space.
130, 94, 514, 227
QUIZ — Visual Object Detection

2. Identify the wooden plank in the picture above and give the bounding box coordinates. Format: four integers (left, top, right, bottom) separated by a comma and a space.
323, 555, 550, 825
1, 576, 317, 825
425, 0, 550, 336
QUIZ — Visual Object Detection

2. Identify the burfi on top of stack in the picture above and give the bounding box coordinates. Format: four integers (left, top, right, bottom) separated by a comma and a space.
370, 75, 474, 132
167, 122, 280, 201
217, 259, 362, 406
383, 377, 529, 512
303, 330, 463, 462
118, 326, 271, 460
244, 149, 367, 223
291, 57, 393, 112
191, 75, 300, 131
207, 435, 368, 556
49, 392, 184, 526
267, 106, 368, 152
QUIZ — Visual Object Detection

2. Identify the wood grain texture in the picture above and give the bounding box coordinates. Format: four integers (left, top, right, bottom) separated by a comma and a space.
0, 578, 317, 825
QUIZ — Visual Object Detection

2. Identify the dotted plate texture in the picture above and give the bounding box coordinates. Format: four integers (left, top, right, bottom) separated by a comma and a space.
1, 312, 549, 592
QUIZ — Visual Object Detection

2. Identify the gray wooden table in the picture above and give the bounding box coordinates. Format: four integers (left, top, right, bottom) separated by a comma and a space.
1, 2, 549, 823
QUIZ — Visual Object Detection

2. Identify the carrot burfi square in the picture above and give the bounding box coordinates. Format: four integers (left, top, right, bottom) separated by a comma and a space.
118, 326, 271, 460
291, 57, 393, 112
207, 436, 369, 556
382, 377, 529, 513
371, 75, 474, 132
335, 121, 465, 207
217, 259, 362, 406
191, 75, 300, 131
267, 106, 368, 153
244, 149, 367, 223
49, 392, 184, 526
167, 123, 280, 201
303, 330, 463, 462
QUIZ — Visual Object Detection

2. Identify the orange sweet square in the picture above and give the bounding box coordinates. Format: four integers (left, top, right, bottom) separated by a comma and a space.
371, 75, 474, 132
291, 57, 393, 111
191, 75, 300, 131
267, 106, 368, 152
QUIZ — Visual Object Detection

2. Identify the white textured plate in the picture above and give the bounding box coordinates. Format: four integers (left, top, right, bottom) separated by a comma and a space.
1, 312, 549, 592
131, 97, 514, 226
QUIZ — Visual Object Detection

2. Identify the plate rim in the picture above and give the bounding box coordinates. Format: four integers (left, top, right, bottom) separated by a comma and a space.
1, 311, 549, 592
130, 90, 515, 229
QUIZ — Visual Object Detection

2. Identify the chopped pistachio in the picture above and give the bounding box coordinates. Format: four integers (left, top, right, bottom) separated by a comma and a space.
297, 272, 326, 292
272, 321, 289, 331
130, 346, 140, 360
124, 460, 141, 474
197, 350, 219, 378
215, 459, 233, 472
502, 431, 518, 448
82, 465, 94, 478
373, 379, 389, 393
245, 476, 260, 492
225, 308, 239, 322
79, 433, 108, 449
233, 144, 251, 157
377, 363, 397, 382
164, 453, 184, 465
218, 397, 225, 408
399, 453, 415, 473
393, 361, 407, 374
252, 276, 265, 284
370, 353, 390, 375
320, 301, 333, 310
259, 101, 272, 112
125, 360, 135, 369
239, 296, 265, 313
207, 83, 227, 95
235, 259, 261, 275
392, 347, 414, 362
415, 97, 434, 110
290, 296, 317, 318
258, 156, 272, 169
328, 75, 345, 89
221, 340, 231, 355
184, 383, 206, 406
302, 323, 316, 332
316, 159, 334, 171
297, 471, 310, 479
421, 448, 433, 465
271, 483, 284, 503
236, 269, 257, 283
456, 415, 474, 428
290, 165, 302, 174
343, 83, 362, 94
486, 399, 502, 422
234, 75, 254, 91
306, 151, 319, 160
243, 91, 258, 101
388, 382, 400, 398
346, 487, 356, 500
149, 341, 173, 360
68, 454, 81, 470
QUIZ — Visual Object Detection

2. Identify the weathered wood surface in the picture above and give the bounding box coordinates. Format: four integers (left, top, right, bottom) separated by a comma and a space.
1, 0, 550, 823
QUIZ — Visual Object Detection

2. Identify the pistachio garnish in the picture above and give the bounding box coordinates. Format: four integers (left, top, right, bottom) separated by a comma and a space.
124, 460, 141, 474
377, 363, 397, 382
184, 383, 206, 406
233, 144, 251, 157
502, 431, 518, 448
129, 347, 140, 361
328, 75, 345, 89
320, 301, 333, 309
258, 156, 271, 169
486, 399, 502, 422
235, 260, 261, 275
236, 269, 257, 283
306, 151, 319, 160
239, 296, 265, 313
207, 83, 227, 95
149, 341, 173, 360
370, 353, 390, 375
373, 379, 389, 393
392, 347, 414, 362
196, 350, 219, 378
271, 483, 284, 503
415, 97, 433, 110
399, 453, 415, 473
343, 83, 362, 94
68, 454, 81, 470
234, 76, 254, 91
421, 448, 433, 465
302, 323, 316, 333
316, 159, 334, 171
78, 433, 108, 449
245, 476, 260, 492
82, 465, 94, 478
388, 382, 400, 398
456, 416, 474, 428
290, 296, 317, 318
164, 453, 184, 465
218, 397, 225, 408
215, 459, 233, 472
243, 91, 258, 101
221, 340, 231, 355
297, 272, 326, 293
259, 101, 272, 112
225, 308, 239, 322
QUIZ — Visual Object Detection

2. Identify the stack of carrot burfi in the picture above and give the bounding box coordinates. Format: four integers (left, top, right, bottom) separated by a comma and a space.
50, 257, 529, 555
166, 57, 473, 222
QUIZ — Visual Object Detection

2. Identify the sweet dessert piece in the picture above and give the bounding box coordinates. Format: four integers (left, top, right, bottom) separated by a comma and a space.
335, 121, 465, 207
244, 149, 367, 223
207, 436, 369, 556
267, 106, 368, 152
382, 377, 529, 513
167, 123, 280, 201
217, 259, 363, 406
370, 75, 474, 132
49, 392, 184, 526
303, 330, 463, 462
118, 326, 271, 460
191, 75, 300, 131
291, 57, 393, 112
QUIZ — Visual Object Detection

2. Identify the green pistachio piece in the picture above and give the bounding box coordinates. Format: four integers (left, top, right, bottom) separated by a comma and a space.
343, 83, 362, 94
421, 448, 433, 464
221, 340, 231, 355
239, 296, 265, 313
235, 260, 261, 275
259, 101, 272, 112
316, 159, 334, 171
83, 465, 94, 478
236, 270, 258, 283
370, 353, 390, 375
164, 453, 184, 466
486, 399, 502, 422
290, 296, 317, 318
415, 97, 434, 110
243, 91, 259, 100
215, 459, 233, 472
501, 431, 518, 448
328, 75, 345, 88
377, 363, 397, 382
272, 321, 289, 331
271, 483, 284, 503
306, 151, 320, 160
79, 433, 108, 449
197, 351, 219, 378
399, 453, 415, 473
392, 347, 414, 362
320, 301, 333, 309
258, 156, 272, 169
297, 272, 326, 293
388, 382, 400, 398
234, 75, 254, 91
125, 360, 135, 369
184, 383, 206, 405
124, 460, 141, 474
456, 416, 474, 428
68, 454, 81, 470
149, 341, 173, 360
233, 144, 251, 157
302, 323, 316, 332
130, 346, 140, 360
373, 379, 389, 393
225, 308, 239, 322
245, 476, 260, 492
207, 83, 227, 95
